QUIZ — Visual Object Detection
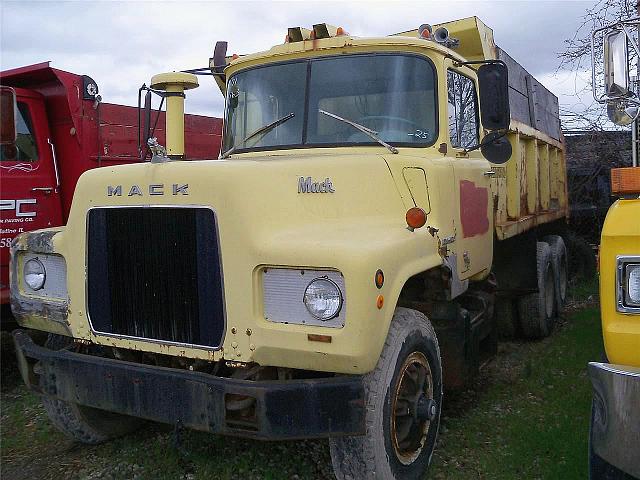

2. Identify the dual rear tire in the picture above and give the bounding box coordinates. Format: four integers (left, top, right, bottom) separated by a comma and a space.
516, 236, 568, 339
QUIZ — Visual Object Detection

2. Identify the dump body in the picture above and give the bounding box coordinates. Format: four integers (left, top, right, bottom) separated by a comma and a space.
0, 63, 223, 306
397, 17, 568, 240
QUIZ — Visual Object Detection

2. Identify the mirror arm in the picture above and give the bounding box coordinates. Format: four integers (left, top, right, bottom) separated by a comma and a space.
464, 129, 508, 154
453, 59, 507, 69
181, 67, 226, 77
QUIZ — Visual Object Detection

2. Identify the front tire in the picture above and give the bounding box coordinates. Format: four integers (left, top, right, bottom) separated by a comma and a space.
41, 334, 143, 444
329, 308, 442, 480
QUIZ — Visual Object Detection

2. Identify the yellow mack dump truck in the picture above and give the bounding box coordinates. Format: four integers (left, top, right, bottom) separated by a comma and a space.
588, 18, 640, 480
10, 17, 568, 478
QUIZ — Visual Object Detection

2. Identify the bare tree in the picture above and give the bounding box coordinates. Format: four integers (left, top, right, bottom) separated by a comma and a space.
558, 0, 638, 131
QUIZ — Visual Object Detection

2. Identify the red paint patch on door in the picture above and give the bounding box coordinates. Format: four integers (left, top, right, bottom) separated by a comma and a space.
459, 180, 489, 238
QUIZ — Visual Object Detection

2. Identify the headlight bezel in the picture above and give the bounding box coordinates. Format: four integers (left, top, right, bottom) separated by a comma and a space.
19, 252, 68, 302
616, 256, 640, 313
303, 276, 344, 321
262, 267, 346, 328
24, 257, 46, 291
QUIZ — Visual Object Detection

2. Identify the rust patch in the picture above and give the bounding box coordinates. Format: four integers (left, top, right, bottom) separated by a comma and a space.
459, 180, 489, 238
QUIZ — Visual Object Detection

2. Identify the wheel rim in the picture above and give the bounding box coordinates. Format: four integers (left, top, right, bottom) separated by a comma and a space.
391, 351, 435, 465
544, 265, 555, 318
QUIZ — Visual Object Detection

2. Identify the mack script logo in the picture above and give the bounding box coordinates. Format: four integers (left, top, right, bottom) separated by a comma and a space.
107, 184, 189, 197
298, 177, 335, 194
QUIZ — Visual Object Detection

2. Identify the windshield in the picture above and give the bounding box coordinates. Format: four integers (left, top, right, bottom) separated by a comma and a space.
223, 54, 437, 153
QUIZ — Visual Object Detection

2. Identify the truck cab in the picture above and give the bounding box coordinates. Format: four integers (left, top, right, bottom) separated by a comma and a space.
1, 86, 62, 306
9, 18, 569, 480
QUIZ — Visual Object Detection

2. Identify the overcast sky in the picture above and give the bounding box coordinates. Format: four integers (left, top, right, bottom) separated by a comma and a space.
1, 0, 596, 122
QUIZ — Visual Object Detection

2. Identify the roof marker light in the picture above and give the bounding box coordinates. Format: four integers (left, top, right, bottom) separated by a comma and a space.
418, 24, 432, 39
287, 27, 312, 43
313, 24, 340, 39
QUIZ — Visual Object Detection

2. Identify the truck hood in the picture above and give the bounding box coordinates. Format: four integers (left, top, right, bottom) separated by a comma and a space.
69, 151, 409, 256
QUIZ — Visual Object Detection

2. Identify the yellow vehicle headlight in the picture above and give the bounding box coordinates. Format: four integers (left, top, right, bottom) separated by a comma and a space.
617, 256, 640, 312
626, 264, 640, 306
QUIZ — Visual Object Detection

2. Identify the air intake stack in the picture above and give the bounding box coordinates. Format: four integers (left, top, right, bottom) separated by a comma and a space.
150, 72, 199, 159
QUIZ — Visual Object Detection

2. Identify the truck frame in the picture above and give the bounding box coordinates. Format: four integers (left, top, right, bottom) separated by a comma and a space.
10, 18, 569, 479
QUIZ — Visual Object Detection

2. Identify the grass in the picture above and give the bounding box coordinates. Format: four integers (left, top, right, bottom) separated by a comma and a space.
1, 279, 603, 479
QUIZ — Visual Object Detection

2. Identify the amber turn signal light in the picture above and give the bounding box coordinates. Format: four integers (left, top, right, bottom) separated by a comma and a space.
611, 167, 640, 196
375, 269, 384, 289
406, 207, 427, 229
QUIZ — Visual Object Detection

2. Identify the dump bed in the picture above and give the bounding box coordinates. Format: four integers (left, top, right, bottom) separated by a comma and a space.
399, 17, 568, 240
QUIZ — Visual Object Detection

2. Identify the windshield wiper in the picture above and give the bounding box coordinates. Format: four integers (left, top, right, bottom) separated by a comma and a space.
221, 112, 295, 159
319, 109, 398, 154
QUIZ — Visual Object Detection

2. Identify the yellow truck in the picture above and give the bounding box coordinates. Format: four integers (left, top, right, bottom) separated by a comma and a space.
588, 18, 640, 480
9, 17, 569, 478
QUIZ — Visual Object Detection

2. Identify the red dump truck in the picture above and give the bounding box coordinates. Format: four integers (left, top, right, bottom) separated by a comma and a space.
0, 62, 222, 316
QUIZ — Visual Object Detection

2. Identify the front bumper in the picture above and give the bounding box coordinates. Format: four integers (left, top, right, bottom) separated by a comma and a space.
588, 361, 640, 478
13, 330, 365, 440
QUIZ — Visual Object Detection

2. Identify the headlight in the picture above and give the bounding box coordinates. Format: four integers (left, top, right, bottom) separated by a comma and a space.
617, 256, 640, 312
626, 264, 640, 306
24, 258, 46, 290
303, 277, 343, 320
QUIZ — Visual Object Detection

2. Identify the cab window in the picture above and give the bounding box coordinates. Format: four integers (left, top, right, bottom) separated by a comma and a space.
447, 70, 479, 149
0, 102, 39, 162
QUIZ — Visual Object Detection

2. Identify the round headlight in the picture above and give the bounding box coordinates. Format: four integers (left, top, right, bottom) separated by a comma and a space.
24, 258, 46, 291
303, 277, 343, 321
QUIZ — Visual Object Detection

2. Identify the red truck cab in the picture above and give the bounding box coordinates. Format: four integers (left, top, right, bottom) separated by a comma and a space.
0, 62, 222, 312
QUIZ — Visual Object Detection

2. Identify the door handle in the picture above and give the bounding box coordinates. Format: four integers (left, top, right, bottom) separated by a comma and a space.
483, 170, 496, 177
47, 138, 60, 191
31, 187, 54, 193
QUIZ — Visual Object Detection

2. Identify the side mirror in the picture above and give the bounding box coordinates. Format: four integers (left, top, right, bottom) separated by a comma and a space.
604, 30, 630, 97
142, 90, 152, 146
607, 101, 639, 126
477, 63, 510, 131
212, 41, 228, 75
0, 87, 17, 145
480, 131, 512, 165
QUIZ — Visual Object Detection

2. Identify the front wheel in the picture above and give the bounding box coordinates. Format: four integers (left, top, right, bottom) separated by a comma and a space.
41, 334, 143, 444
329, 308, 442, 480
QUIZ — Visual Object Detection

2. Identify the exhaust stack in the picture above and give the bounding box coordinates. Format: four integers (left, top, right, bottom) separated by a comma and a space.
150, 72, 199, 158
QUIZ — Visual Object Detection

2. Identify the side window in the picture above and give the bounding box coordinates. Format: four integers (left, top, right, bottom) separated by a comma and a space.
0, 102, 39, 162
447, 70, 479, 149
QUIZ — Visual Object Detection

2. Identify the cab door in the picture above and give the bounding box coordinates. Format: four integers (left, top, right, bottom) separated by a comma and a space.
0, 87, 62, 301
445, 65, 493, 280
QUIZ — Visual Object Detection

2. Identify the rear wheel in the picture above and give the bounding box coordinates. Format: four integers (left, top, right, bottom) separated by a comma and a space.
518, 242, 555, 339
329, 308, 442, 480
40, 334, 143, 444
543, 235, 568, 311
